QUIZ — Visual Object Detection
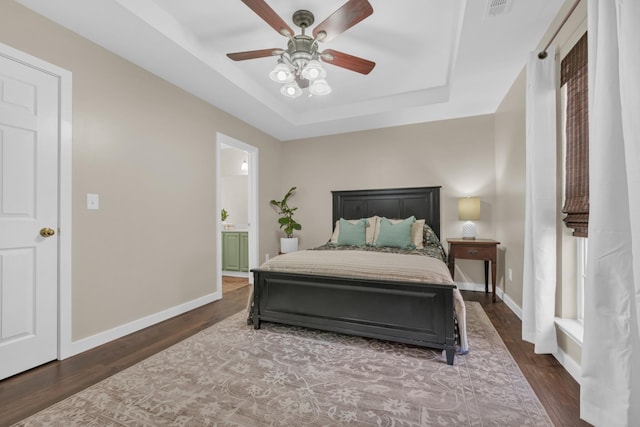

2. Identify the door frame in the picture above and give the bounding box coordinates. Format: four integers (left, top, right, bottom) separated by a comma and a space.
216, 133, 259, 291
0, 43, 73, 359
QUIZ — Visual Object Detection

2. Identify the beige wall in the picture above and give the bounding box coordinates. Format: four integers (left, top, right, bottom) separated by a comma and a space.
279, 116, 496, 284
494, 69, 527, 307
0, 1, 282, 340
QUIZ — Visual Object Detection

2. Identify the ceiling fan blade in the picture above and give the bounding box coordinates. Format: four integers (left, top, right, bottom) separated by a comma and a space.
312, 0, 373, 42
320, 49, 375, 75
241, 0, 294, 37
227, 48, 283, 61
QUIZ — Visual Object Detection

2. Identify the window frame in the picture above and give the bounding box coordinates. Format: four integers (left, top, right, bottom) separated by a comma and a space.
575, 237, 587, 324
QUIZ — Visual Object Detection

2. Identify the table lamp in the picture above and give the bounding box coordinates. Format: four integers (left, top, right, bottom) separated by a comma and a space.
458, 197, 480, 239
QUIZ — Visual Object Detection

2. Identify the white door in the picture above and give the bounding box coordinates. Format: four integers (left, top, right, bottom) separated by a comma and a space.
0, 54, 60, 380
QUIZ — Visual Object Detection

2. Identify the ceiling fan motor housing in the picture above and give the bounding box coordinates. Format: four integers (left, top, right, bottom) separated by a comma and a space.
286, 35, 316, 73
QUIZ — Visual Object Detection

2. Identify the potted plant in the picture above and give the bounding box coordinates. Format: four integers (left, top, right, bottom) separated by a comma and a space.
221, 208, 232, 230
270, 186, 302, 253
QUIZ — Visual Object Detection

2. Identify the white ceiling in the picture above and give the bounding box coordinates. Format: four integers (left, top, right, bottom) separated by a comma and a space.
17, 0, 564, 141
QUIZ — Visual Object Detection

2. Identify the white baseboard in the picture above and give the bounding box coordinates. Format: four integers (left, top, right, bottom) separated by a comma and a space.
68, 290, 222, 358
455, 281, 523, 319
500, 290, 523, 319
553, 346, 582, 385
455, 281, 486, 292
222, 271, 249, 278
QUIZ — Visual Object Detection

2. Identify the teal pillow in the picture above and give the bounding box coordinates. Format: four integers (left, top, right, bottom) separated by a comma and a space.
337, 218, 368, 246
375, 216, 416, 248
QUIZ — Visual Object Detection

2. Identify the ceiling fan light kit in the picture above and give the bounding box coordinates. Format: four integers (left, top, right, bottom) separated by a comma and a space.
309, 79, 332, 96
269, 61, 294, 83
228, 0, 376, 99
281, 81, 302, 98
300, 59, 326, 81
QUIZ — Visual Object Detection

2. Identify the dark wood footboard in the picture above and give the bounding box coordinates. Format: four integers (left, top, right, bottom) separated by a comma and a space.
251, 269, 457, 365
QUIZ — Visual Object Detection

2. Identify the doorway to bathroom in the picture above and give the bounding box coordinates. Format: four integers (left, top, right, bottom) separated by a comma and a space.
216, 133, 258, 297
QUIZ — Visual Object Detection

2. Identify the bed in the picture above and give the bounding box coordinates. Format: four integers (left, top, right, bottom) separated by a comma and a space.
250, 186, 464, 365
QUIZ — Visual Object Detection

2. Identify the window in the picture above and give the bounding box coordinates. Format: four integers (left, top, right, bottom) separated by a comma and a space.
555, 31, 588, 345
560, 33, 589, 237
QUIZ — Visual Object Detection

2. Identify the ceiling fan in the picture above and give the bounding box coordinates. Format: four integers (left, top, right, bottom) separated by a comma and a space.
227, 0, 376, 97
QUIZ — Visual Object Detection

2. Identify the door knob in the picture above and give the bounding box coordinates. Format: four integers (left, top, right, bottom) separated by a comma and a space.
40, 227, 56, 238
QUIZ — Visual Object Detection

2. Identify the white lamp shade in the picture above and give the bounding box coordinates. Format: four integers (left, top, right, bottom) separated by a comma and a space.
309, 79, 332, 96
301, 60, 326, 81
281, 81, 302, 98
458, 197, 481, 220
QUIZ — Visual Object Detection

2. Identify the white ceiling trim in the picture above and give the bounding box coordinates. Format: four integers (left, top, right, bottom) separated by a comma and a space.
16, 0, 566, 141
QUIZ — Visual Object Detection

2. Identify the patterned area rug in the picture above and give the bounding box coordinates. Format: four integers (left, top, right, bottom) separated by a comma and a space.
14, 302, 552, 426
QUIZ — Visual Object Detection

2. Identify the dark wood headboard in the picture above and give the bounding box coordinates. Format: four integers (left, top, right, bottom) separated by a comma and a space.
331, 186, 442, 238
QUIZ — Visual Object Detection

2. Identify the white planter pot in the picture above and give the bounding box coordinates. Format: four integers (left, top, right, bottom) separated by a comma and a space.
280, 237, 299, 253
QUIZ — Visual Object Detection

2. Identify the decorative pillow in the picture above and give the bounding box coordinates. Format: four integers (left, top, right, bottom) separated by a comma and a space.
374, 216, 416, 248
330, 216, 378, 244
423, 223, 442, 247
372, 217, 425, 248
336, 218, 368, 246
412, 219, 426, 249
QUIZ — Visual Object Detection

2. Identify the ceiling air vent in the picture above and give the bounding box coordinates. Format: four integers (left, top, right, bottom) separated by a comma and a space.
485, 0, 514, 18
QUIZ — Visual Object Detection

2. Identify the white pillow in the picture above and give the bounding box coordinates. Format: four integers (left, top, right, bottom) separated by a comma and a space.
331, 216, 379, 245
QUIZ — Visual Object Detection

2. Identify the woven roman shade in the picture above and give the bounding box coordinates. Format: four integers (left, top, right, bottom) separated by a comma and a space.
561, 33, 589, 237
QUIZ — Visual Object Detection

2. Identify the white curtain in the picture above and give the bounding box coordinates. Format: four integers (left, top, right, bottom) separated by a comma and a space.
522, 48, 558, 354
581, 1, 640, 425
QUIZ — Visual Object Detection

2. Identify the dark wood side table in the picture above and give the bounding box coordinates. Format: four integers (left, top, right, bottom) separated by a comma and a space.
447, 238, 500, 302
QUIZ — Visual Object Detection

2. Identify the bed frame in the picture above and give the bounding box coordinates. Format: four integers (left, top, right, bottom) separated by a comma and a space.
251, 186, 457, 365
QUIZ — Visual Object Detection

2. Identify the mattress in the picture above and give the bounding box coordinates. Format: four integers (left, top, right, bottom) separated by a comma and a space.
260, 248, 455, 286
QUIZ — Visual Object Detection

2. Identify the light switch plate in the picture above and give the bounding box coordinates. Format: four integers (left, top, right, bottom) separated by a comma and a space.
87, 193, 99, 210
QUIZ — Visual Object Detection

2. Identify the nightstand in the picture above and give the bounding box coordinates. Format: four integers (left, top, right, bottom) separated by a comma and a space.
447, 238, 500, 302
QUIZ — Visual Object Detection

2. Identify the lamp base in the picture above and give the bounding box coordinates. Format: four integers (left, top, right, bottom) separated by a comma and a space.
462, 221, 476, 240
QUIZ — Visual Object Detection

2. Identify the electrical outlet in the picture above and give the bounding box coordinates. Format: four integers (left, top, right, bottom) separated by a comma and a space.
87, 193, 99, 210
265, 253, 270, 263
508, 268, 513, 281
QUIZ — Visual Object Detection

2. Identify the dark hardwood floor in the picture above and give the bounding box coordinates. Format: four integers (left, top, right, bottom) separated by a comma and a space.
462, 291, 590, 426
0, 284, 588, 427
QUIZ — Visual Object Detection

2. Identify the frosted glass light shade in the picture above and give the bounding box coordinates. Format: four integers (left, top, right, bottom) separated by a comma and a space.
281, 81, 302, 98
301, 60, 326, 81
269, 63, 294, 83
309, 79, 331, 96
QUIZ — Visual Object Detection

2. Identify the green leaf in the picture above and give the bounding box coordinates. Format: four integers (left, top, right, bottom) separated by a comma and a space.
271, 186, 301, 238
